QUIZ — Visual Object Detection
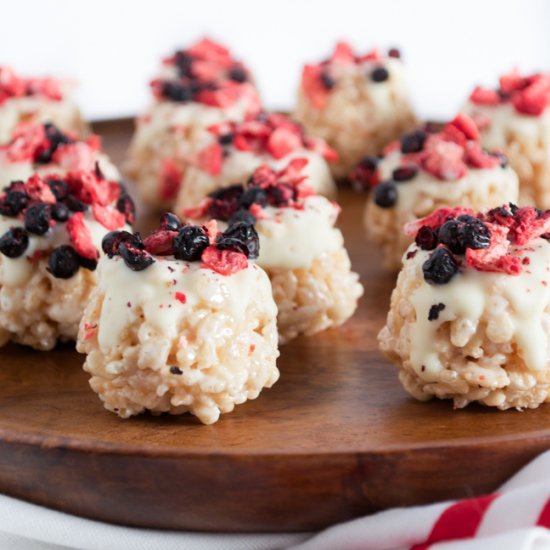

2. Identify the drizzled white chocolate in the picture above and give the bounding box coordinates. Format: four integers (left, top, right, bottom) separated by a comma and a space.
408, 240, 550, 381
95, 255, 275, 352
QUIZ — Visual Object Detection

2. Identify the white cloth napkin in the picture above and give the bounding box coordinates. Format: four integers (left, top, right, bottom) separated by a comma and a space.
3, 451, 550, 550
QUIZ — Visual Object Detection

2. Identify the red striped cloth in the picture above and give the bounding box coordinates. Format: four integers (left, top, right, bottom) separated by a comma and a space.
290, 451, 550, 550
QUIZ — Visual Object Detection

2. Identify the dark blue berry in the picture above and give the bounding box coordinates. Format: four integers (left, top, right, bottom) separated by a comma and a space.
3, 190, 29, 215
118, 242, 154, 271
400, 130, 427, 154
461, 219, 491, 250
392, 166, 418, 182
47, 179, 69, 200
218, 133, 234, 146
162, 81, 193, 102
35, 123, 73, 164
266, 183, 295, 207
239, 187, 267, 209
217, 221, 259, 259
359, 155, 379, 170
374, 181, 398, 208
428, 303, 446, 321
78, 254, 98, 271
228, 66, 247, 83
159, 212, 182, 232
320, 71, 335, 89
170, 366, 183, 375
438, 220, 466, 254
173, 226, 209, 261
102, 230, 140, 257
24, 203, 52, 235
116, 193, 135, 225
0, 227, 29, 258
370, 66, 389, 82
423, 248, 459, 285
228, 210, 256, 226
415, 226, 438, 250
47, 245, 80, 279
64, 195, 88, 212
51, 203, 70, 222
208, 185, 244, 221
174, 51, 193, 77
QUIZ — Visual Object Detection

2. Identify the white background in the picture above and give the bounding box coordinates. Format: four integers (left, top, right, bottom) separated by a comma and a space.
2, 0, 549, 121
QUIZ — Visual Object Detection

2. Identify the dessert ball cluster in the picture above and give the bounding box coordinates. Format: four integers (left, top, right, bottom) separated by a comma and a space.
78, 214, 279, 425
0, 66, 87, 142
173, 112, 338, 210
0, 170, 134, 350
183, 159, 363, 342
358, 114, 519, 270
293, 42, 417, 178
125, 38, 262, 210
0, 122, 119, 188
380, 204, 550, 410
463, 70, 550, 209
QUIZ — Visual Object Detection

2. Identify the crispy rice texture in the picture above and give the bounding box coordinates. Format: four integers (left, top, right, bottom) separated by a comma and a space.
0, 258, 96, 350
77, 274, 280, 425
0, 97, 88, 142
269, 247, 363, 344
293, 76, 416, 179
379, 251, 550, 410
364, 170, 519, 272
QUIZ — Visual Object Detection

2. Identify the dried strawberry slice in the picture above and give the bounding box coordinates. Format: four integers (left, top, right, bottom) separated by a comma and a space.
421, 137, 468, 180
159, 158, 183, 200
143, 229, 176, 255
201, 245, 248, 275
267, 127, 303, 159
186, 38, 233, 68
404, 207, 475, 237
2, 122, 46, 162
330, 42, 355, 64
195, 82, 242, 108
442, 113, 480, 144
512, 77, 550, 116
510, 207, 550, 244
301, 65, 330, 110
67, 212, 98, 260
469, 87, 501, 106
182, 198, 212, 220
499, 70, 528, 94
464, 142, 500, 169
466, 223, 520, 274
196, 142, 223, 175
26, 174, 56, 203
92, 204, 126, 230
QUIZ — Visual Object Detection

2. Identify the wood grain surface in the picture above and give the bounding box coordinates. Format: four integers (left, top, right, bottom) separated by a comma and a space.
0, 119, 548, 532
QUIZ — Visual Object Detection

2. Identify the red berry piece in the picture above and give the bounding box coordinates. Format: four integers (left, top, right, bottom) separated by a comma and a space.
201, 245, 248, 275
67, 212, 98, 260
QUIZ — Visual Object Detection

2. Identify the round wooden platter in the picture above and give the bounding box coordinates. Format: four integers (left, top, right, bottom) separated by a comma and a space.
0, 121, 549, 533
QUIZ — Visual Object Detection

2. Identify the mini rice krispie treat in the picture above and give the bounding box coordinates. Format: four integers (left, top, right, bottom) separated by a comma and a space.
357, 114, 519, 271
293, 42, 417, 178
379, 204, 550, 410
174, 112, 338, 210
462, 70, 550, 208
0, 170, 134, 350
183, 159, 363, 342
0, 66, 87, 142
126, 38, 262, 211
0, 121, 119, 188
77, 216, 279, 424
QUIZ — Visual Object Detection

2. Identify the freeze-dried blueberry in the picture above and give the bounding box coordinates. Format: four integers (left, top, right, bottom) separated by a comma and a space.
101, 230, 140, 257
228, 209, 256, 226
159, 212, 182, 232
51, 203, 70, 222
64, 195, 88, 212
78, 254, 98, 271
462, 219, 491, 250
47, 179, 69, 200
320, 71, 335, 89
217, 221, 259, 259
24, 203, 52, 235
370, 66, 389, 83
438, 220, 466, 254
0, 227, 29, 258
266, 183, 295, 207
400, 130, 427, 154
173, 226, 209, 261
415, 226, 438, 250
228, 66, 247, 82
174, 51, 193, 77
47, 245, 80, 279
116, 193, 136, 225
3, 190, 29, 215
422, 248, 459, 285
208, 184, 244, 220
428, 303, 446, 321
162, 81, 193, 102
392, 165, 418, 182
373, 181, 398, 208
218, 133, 234, 146
239, 187, 268, 209
118, 242, 154, 271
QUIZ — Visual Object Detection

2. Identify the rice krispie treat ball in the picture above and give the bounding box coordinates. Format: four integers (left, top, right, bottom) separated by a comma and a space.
173, 113, 338, 210
183, 159, 363, 343
357, 114, 519, 271
0, 66, 87, 142
0, 121, 119, 187
293, 42, 417, 178
0, 170, 134, 350
462, 70, 550, 208
77, 216, 279, 424
126, 38, 262, 211
379, 204, 550, 410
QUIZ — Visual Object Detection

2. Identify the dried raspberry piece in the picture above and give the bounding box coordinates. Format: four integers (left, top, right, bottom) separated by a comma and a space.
201, 245, 248, 275
182, 198, 212, 220
421, 137, 468, 181
191, 60, 223, 82
510, 207, 550, 245
186, 38, 233, 68
25, 174, 56, 204
464, 142, 500, 169
92, 204, 126, 230
330, 42, 355, 64
499, 70, 529, 94
159, 158, 183, 200
196, 142, 223, 175
195, 81, 242, 108
2, 122, 46, 162
442, 113, 480, 145
469, 87, 501, 106
249, 203, 267, 220
175, 291, 187, 304
67, 212, 98, 260
301, 65, 330, 110
53, 142, 95, 172
266, 127, 303, 159
512, 77, 550, 116
143, 229, 176, 255
64, 171, 120, 206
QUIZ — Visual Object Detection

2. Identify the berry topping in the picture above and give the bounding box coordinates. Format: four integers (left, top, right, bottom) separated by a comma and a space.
160, 212, 183, 231
400, 130, 427, 154
119, 242, 155, 272
67, 212, 98, 260
373, 181, 398, 208
201, 245, 248, 276
349, 155, 380, 190
388, 48, 401, 59
173, 225, 210, 261
47, 245, 80, 279
392, 165, 418, 182
469, 70, 550, 116
159, 158, 183, 201
217, 221, 260, 259
143, 229, 177, 256
0, 184, 29, 216
428, 303, 446, 321
370, 66, 389, 83
415, 226, 438, 251
228, 209, 256, 226
92, 204, 126, 231
51, 202, 70, 222
239, 187, 268, 210
0, 66, 63, 105
102, 230, 139, 257
24, 203, 52, 235
422, 247, 459, 285
0, 227, 29, 258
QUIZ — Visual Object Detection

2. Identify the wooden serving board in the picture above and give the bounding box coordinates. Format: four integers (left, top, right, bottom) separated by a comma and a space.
0, 119, 549, 533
